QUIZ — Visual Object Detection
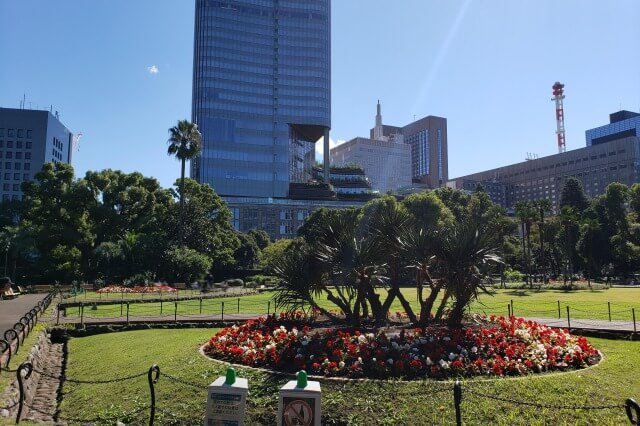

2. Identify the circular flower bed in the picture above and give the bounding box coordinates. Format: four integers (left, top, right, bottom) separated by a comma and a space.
204, 314, 600, 379
96, 284, 176, 293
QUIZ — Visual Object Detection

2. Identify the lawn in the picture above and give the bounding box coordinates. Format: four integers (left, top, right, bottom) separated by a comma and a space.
60, 287, 639, 323
56, 328, 639, 425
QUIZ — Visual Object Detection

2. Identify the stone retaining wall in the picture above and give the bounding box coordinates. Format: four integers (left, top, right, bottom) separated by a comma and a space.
0, 330, 62, 422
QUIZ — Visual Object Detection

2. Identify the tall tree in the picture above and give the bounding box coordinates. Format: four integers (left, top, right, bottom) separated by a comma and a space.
534, 199, 551, 280
167, 120, 202, 240
514, 200, 535, 285
559, 178, 589, 213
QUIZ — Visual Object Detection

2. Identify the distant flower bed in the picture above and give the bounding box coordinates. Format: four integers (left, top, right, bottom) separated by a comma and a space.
96, 285, 176, 293
204, 314, 600, 379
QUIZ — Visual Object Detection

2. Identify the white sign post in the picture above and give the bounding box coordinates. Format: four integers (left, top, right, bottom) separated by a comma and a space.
277, 370, 321, 426
204, 367, 248, 426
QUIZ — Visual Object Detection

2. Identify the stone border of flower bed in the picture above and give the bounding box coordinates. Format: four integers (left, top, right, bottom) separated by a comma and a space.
198, 343, 604, 384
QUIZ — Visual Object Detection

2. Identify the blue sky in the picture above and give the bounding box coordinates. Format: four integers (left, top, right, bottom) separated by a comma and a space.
1, 1, 639, 189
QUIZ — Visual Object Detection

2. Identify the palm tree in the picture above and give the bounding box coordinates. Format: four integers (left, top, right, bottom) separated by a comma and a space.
514, 200, 535, 286
167, 120, 202, 240
430, 221, 502, 327
534, 199, 551, 282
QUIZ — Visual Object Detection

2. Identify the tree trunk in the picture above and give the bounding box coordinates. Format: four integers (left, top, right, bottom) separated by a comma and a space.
179, 158, 186, 242
418, 282, 443, 327
434, 289, 451, 321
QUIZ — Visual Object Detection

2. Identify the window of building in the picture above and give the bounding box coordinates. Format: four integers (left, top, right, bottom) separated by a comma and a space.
2, 195, 8, 201
0, 129, 4, 137
7, 129, 14, 137
12, 184, 19, 191
25, 152, 31, 160
6, 141, 13, 148
0, 141, 3, 148
3, 173, 9, 180
15, 152, 21, 159
16, 141, 22, 149
5, 162, 11, 169
17, 129, 23, 138
24, 163, 30, 170
13, 173, 19, 180
2, 183, 9, 191
25, 142, 32, 149
14, 163, 20, 170
23, 173, 29, 181
26, 130, 32, 139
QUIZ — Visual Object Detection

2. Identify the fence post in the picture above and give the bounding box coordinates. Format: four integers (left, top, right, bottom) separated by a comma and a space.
56, 304, 60, 325
510, 300, 514, 317
453, 380, 462, 426
120, 301, 123, 317
78, 303, 81, 317
147, 365, 160, 426
222, 301, 225, 321
268, 301, 271, 315
200, 297, 203, 315
608, 302, 611, 322
126, 302, 130, 325
633, 308, 637, 334
566, 306, 571, 331
237, 297, 240, 313
80, 303, 84, 327
16, 362, 33, 424
507, 304, 511, 317
557, 300, 561, 319
174, 302, 178, 323
160, 299, 163, 315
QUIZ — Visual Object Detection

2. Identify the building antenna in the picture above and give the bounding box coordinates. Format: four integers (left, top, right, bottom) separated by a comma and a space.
551, 82, 566, 153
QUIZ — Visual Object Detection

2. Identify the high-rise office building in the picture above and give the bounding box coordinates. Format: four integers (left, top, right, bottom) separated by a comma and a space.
447, 111, 640, 212
191, 0, 331, 198
191, 0, 362, 239
586, 110, 640, 147
0, 107, 74, 202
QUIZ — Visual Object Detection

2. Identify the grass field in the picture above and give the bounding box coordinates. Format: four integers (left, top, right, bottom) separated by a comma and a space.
53, 328, 640, 425
60, 287, 640, 323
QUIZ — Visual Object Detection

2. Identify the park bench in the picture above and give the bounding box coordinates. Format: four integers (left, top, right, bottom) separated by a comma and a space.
1, 287, 19, 300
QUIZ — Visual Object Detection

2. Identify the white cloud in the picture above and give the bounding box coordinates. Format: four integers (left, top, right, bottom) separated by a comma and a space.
147, 65, 159, 75
315, 137, 346, 161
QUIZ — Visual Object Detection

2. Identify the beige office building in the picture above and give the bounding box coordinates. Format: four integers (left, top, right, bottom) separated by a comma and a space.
330, 137, 411, 193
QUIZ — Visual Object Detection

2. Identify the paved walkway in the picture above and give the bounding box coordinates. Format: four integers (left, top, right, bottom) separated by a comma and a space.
56, 312, 638, 333
528, 317, 637, 333
0, 293, 47, 334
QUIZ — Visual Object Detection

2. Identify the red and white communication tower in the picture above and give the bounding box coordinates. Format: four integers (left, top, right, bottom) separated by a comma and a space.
552, 82, 566, 153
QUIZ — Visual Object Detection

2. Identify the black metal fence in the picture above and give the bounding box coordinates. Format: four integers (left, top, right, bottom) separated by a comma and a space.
0, 290, 57, 370
2, 362, 638, 425
56, 296, 276, 325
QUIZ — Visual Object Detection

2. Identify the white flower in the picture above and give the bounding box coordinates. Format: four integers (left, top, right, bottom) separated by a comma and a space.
471, 346, 478, 353
387, 358, 394, 365
339, 361, 345, 369
358, 357, 363, 363
358, 335, 367, 344
426, 357, 433, 366
448, 353, 456, 361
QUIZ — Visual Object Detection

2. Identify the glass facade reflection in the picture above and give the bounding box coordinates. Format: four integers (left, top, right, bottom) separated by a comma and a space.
191, 0, 331, 198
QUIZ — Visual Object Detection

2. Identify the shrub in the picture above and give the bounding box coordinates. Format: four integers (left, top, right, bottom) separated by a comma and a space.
225, 278, 244, 287
504, 268, 523, 282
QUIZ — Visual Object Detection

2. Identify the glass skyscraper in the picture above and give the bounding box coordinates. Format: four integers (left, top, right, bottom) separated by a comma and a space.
191, 0, 331, 199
